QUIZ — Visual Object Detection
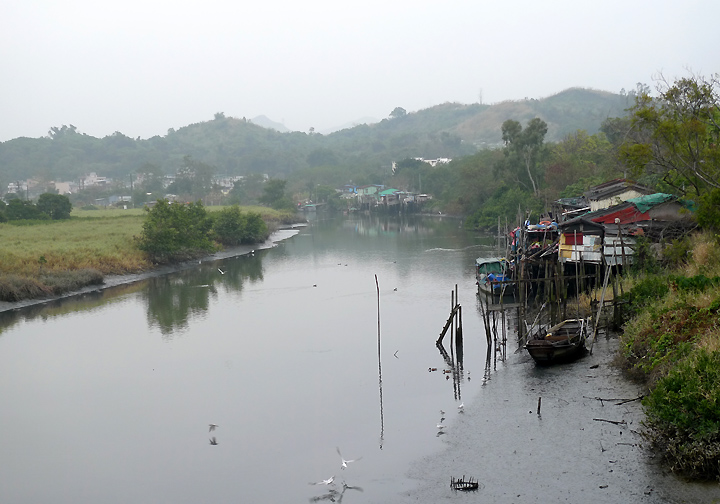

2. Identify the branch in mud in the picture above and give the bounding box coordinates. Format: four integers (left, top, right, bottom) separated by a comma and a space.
593, 418, 627, 426
584, 395, 644, 406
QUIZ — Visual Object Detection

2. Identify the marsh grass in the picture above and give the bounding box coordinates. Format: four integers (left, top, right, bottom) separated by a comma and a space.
0, 215, 149, 275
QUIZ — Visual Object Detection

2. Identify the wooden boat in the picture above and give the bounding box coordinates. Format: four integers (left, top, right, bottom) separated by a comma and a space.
524, 318, 587, 364
475, 257, 514, 296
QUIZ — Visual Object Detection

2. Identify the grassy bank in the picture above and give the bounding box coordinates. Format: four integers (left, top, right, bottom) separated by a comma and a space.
0, 205, 302, 301
614, 231, 720, 480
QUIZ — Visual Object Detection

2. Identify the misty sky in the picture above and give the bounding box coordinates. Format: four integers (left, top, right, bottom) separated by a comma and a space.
1, 0, 717, 142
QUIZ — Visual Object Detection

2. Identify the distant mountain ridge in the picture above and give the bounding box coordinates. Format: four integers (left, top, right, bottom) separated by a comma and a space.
250, 115, 290, 133
0, 87, 633, 186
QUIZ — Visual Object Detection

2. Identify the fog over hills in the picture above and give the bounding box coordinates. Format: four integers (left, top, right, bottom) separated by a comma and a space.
0, 87, 633, 185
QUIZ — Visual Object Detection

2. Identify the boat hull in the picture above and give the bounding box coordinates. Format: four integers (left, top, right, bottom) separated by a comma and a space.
524, 319, 587, 365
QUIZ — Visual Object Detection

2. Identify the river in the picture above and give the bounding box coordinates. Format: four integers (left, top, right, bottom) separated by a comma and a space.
0, 214, 717, 503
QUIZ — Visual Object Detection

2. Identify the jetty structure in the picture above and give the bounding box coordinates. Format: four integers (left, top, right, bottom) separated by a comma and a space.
476, 179, 696, 357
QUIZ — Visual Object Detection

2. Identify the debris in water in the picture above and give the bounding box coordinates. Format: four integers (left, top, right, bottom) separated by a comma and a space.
450, 476, 479, 491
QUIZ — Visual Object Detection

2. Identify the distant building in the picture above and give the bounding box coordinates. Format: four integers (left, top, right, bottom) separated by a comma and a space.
80, 172, 108, 188
413, 157, 452, 167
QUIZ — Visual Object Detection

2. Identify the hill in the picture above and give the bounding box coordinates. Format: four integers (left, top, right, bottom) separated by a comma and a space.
0, 88, 631, 188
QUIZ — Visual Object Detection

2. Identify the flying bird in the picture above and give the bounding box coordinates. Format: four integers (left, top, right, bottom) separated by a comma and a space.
209, 423, 218, 432
337, 447, 362, 469
310, 476, 335, 486
217, 268, 225, 275
209, 437, 218, 445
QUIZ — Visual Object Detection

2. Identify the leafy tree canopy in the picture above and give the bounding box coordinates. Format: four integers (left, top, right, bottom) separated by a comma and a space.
5, 199, 49, 221
390, 107, 407, 119
499, 118, 548, 196
620, 73, 720, 198
259, 179, 294, 210
212, 205, 268, 246
37, 193, 72, 219
137, 199, 216, 263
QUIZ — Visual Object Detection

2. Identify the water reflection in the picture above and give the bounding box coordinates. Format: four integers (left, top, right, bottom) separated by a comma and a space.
309, 482, 364, 503
434, 287, 464, 401
0, 281, 145, 335
143, 253, 265, 336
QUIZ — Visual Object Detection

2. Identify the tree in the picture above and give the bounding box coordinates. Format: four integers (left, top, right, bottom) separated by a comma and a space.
620, 73, 720, 198
259, 178, 294, 209
5, 199, 49, 220
136, 199, 216, 263
390, 107, 407, 119
37, 193, 72, 219
167, 155, 216, 200
212, 205, 269, 245
544, 130, 616, 199
500, 118, 548, 196
306, 148, 339, 168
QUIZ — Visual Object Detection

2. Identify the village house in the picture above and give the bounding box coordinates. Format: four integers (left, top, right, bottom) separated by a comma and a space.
583, 179, 655, 212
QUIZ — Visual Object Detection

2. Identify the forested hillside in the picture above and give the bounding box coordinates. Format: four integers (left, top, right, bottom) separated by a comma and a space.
0, 88, 630, 189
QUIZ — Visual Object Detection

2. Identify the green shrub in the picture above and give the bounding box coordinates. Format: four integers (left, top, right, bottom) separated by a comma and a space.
5, 199, 49, 221
136, 199, 216, 263
643, 349, 720, 479
212, 206, 270, 245
631, 236, 661, 274
662, 236, 692, 268
697, 188, 720, 234
37, 193, 72, 219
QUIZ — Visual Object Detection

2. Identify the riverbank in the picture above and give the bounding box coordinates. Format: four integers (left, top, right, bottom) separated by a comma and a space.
0, 226, 303, 314
0, 205, 304, 304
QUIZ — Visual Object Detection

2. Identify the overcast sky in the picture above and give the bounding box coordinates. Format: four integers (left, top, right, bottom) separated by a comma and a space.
1, 0, 717, 142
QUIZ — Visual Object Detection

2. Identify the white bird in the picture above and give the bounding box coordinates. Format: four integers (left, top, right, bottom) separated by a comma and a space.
436, 423, 446, 429
217, 268, 225, 275
310, 476, 335, 486
209, 437, 218, 445
457, 402, 464, 412
209, 423, 218, 432
337, 447, 362, 469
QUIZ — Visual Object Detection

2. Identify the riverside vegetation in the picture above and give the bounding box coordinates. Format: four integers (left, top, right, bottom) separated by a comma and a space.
615, 231, 720, 480
0, 202, 299, 302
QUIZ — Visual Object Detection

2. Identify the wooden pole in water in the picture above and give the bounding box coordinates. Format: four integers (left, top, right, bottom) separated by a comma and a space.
375, 275, 384, 448
450, 289, 455, 366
